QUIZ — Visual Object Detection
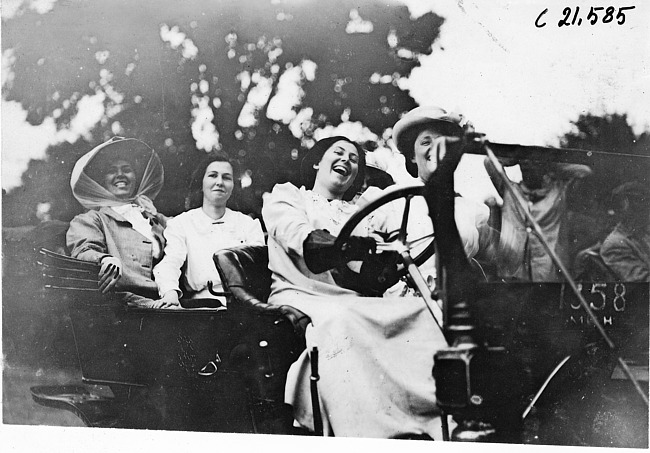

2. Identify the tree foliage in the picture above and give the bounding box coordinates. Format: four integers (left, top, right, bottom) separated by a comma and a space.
559, 113, 649, 209
2, 0, 444, 226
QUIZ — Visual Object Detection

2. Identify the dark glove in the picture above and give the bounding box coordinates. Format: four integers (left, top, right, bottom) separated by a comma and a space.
355, 251, 401, 297
341, 236, 377, 261
329, 251, 401, 296
304, 229, 376, 274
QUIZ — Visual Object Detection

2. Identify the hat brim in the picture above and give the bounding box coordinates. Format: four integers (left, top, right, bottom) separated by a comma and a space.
84, 138, 153, 183
392, 106, 466, 153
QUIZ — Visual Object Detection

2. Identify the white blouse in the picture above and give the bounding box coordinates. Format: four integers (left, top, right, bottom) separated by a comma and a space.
153, 208, 265, 300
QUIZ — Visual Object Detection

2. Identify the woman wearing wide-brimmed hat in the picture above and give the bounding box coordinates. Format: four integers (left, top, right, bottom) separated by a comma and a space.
67, 136, 168, 308
390, 106, 493, 281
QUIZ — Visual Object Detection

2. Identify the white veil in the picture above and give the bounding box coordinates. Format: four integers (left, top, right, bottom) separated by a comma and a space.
70, 137, 164, 212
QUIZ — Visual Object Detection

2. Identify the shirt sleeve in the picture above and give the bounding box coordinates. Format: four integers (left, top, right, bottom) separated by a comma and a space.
262, 183, 314, 257
152, 216, 187, 298
66, 211, 111, 264
484, 157, 507, 196
243, 216, 266, 246
455, 197, 490, 259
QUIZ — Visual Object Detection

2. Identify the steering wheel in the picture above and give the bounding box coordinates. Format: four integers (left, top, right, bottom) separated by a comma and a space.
335, 185, 436, 279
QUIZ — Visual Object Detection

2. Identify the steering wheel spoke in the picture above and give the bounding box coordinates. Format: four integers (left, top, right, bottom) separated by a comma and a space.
405, 232, 435, 250
398, 194, 413, 242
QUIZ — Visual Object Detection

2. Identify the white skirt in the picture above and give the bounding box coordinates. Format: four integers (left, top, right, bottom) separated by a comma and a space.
271, 290, 448, 438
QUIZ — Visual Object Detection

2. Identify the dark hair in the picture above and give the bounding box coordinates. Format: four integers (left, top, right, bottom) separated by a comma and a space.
185, 152, 241, 210
399, 122, 463, 177
299, 136, 366, 201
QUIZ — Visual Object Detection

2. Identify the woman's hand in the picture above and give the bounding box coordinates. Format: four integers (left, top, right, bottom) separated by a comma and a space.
157, 291, 182, 309
135, 194, 158, 215
357, 251, 401, 296
304, 230, 377, 274
341, 236, 377, 261
99, 256, 122, 294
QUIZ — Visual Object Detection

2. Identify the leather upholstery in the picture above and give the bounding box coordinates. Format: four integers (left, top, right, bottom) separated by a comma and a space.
214, 245, 311, 434
214, 245, 311, 336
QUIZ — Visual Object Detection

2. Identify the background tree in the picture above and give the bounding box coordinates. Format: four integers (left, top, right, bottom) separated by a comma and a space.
2, 0, 443, 226
560, 113, 649, 210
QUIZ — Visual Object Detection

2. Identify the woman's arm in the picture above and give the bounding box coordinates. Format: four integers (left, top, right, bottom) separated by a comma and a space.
262, 183, 315, 257
262, 183, 374, 273
152, 216, 187, 299
67, 211, 111, 263
67, 211, 122, 293
483, 157, 508, 196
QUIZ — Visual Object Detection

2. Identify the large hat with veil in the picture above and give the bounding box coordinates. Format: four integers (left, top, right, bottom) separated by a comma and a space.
70, 136, 164, 210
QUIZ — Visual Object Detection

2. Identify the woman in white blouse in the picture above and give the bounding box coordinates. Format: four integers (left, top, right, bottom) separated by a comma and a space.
263, 136, 451, 438
263, 109, 495, 438
153, 153, 265, 308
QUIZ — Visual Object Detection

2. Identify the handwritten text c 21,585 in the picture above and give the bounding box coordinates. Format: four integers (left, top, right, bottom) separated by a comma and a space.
535, 6, 635, 28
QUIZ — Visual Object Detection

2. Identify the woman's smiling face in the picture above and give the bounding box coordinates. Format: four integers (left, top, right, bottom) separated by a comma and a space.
313, 140, 360, 198
202, 160, 234, 207
102, 159, 137, 199
412, 127, 448, 182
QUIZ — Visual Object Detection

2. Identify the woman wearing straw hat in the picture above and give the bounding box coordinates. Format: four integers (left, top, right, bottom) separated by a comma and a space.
67, 136, 169, 308
390, 106, 493, 283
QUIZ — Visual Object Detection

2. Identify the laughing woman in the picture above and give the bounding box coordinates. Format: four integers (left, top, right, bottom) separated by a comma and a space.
67, 137, 167, 308
262, 136, 449, 439
153, 153, 265, 308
